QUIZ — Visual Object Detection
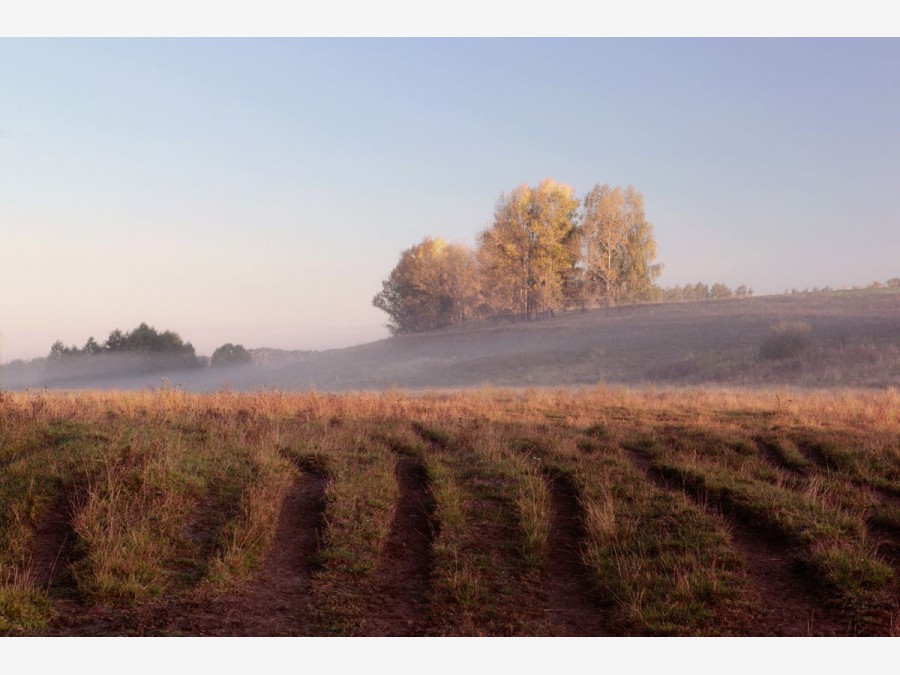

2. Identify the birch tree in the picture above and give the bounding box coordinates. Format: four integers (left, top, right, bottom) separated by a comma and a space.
580, 184, 660, 306
477, 179, 579, 320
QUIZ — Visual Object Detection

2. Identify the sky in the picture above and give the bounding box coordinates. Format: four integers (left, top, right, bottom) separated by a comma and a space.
1, 38, 899, 362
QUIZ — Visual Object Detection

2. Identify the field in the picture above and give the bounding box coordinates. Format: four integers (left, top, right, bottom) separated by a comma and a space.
0, 387, 897, 636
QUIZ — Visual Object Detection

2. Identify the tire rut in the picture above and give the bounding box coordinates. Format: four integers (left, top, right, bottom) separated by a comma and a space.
870, 496, 900, 563
27, 488, 82, 591
542, 468, 613, 636
138, 467, 328, 636
753, 436, 807, 475
362, 456, 436, 636
622, 447, 854, 636
412, 422, 542, 635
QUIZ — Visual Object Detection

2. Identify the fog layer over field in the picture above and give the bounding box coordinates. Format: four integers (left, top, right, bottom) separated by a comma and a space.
3, 291, 900, 392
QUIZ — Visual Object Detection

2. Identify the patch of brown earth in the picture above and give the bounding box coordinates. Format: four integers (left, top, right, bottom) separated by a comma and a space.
541, 469, 613, 636
623, 448, 855, 636
27, 490, 80, 590
360, 457, 436, 636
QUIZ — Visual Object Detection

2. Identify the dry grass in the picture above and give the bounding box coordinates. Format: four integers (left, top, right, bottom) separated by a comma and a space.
304, 424, 399, 635
0, 386, 897, 635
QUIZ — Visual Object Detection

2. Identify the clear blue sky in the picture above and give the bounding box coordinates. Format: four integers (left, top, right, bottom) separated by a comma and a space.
2, 39, 898, 361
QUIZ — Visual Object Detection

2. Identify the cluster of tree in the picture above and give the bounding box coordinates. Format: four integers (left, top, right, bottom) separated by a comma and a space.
48, 323, 202, 372
653, 282, 753, 303
45, 323, 257, 376
373, 180, 663, 334
50, 323, 197, 361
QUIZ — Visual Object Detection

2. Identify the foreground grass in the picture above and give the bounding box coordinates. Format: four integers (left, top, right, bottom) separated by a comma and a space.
0, 386, 897, 635
302, 421, 399, 635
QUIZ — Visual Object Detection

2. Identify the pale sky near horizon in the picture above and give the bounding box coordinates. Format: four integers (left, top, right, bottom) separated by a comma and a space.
2, 38, 899, 362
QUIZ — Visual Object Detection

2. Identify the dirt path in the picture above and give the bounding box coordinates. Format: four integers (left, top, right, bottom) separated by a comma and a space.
622, 448, 854, 636
27, 490, 79, 590
361, 457, 436, 636
541, 469, 613, 636
136, 469, 327, 636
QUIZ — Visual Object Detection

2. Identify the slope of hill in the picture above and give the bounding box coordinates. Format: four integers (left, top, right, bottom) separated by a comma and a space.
248, 289, 900, 390
4, 289, 900, 391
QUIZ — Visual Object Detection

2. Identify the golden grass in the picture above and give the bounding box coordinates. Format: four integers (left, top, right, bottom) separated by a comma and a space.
0, 386, 897, 635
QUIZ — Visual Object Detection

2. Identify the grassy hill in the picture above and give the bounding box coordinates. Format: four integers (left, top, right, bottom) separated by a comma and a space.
4, 289, 900, 391
244, 289, 900, 391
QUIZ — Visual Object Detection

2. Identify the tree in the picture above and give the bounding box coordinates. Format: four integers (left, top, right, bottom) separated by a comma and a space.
373, 237, 480, 334
580, 185, 627, 306
105, 329, 127, 352
580, 184, 661, 306
103, 322, 196, 356
477, 179, 579, 320
438, 241, 482, 325
83, 336, 102, 355
690, 282, 710, 301
211, 343, 252, 367
124, 322, 160, 352
49, 340, 70, 360
618, 188, 662, 303
710, 283, 733, 300
373, 237, 448, 334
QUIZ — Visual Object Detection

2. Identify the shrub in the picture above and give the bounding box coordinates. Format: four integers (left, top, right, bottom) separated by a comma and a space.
759, 321, 814, 360
211, 343, 252, 368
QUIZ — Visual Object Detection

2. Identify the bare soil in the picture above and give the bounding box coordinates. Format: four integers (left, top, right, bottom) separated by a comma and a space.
360, 457, 436, 636
27, 491, 79, 591
541, 469, 613, 636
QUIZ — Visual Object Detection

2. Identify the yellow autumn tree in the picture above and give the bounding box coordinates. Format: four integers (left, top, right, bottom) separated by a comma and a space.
477, 179, 580, 320
372, 237, 480, 334
580, 184, 661, 306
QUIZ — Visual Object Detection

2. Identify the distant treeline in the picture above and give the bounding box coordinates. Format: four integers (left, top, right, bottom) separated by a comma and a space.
20, 324, 255, 383
373, 179, 752, 334
49, 323, 201, 371
655, 282, 753, 303
783, 278, 900, 295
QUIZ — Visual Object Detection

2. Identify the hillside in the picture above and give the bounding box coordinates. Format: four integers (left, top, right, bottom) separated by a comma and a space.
242, 289, 900, 391
4, 289, 900, 391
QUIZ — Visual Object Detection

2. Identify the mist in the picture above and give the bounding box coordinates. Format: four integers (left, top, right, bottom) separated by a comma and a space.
4, 289, 899, 392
